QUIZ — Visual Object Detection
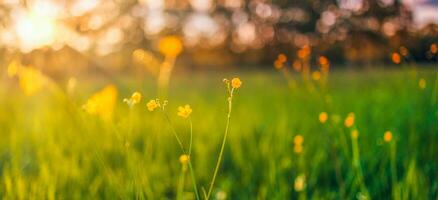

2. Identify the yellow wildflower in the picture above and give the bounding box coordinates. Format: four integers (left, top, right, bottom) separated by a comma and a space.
147, 100, 159, 111
18, 66, 46, 96
384, 131, 392, 142
179, 154, 189, 165
294, 145, 303, 154
293, 135, 304, 146
297, 45, 311, 59
132, 92, 142, 104
319, 112, 328, 123
83, 85, 118, 120
431, 43, 437, 54
319, 56, 329, 66
344, 113, 355, 128
277, 54, 287, 63
274, 59, 284, 69
124, 92, 142, 107
177, 105, 192, 118
231, 78, 242, 89
158, 36, 183, 58
294, 174, 306, 192
293, 60, 302, 72
391, 52, 401, 64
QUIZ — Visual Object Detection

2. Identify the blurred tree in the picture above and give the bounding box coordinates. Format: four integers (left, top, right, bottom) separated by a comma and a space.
0, 0, 436, 71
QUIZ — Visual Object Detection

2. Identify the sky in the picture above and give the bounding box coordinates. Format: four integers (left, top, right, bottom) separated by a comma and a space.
407, 0, 438, 27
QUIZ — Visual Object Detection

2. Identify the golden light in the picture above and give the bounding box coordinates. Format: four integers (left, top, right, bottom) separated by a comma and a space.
14, 11, 57, 52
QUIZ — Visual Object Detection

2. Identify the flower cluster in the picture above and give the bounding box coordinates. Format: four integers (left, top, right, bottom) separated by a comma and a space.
274, 53, 287, 69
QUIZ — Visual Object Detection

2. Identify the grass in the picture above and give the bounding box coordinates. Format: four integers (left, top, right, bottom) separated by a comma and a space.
0, 67, 437, 199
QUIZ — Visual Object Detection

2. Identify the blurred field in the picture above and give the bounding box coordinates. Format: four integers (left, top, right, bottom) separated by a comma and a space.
0, 67, 438, 199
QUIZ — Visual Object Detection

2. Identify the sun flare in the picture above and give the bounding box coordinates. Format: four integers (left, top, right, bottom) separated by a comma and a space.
14, 11, 56, 52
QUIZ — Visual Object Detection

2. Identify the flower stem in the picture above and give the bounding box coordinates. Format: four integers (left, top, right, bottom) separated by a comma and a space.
162, 111, 185, 152
206, 89, 234, 200
161, 110, 200, 200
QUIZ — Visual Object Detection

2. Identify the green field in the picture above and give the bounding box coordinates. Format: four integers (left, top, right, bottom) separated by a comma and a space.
0, 68, 438, 199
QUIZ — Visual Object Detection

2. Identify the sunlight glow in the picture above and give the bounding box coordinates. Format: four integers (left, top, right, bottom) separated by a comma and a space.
14, 11, 56, 52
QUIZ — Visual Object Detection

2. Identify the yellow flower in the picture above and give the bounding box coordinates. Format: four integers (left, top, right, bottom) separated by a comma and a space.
419, 78, 426, 90
158, 36, 183, 57
391, 52, 401, 64
83, 98, 98, 115
83, 85, 118, 120
294, 174, 306, 192
293, 135, 304, 146
231, 78, 242, 89
18, 66, 46, 96
179, 154, 189, 165
351, 129, 359, 139
294, 145, 303, 154
274, 59, 284, 69
319, 112, 328, 123
431, 43, 437, 54
293, 60, 302, 72
297, 45, 311, 59
132, 92, 142, 104
124, 92, 142, 107
319, 56, 329, 66
277, 53, 287, 63
344, 113, 355, 128
147, 100, 159, 111
177, 105, 192, 118
384, 131, 392, 142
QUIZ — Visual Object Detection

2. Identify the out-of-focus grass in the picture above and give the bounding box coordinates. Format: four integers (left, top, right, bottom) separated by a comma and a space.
0, 68, 437, 199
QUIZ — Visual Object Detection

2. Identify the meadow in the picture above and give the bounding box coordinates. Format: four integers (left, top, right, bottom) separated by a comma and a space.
0, 67, 437, 199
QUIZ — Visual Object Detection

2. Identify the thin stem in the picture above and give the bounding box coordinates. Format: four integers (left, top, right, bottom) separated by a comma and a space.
390, 141, 399, 200
187, 117, 200, 200
206, 89, 234, 200
161, 110, 200, 200
188, 162, 200, 200
162, 111, 186, 153
189, 118, 193, 156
